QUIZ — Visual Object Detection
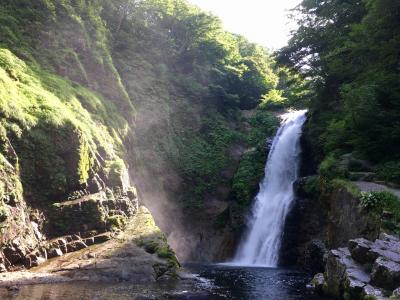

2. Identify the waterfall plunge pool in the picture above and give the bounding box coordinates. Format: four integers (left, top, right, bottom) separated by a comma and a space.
0, 111, 319, 299
0, 264, 323, 299
186, 263, 324, 300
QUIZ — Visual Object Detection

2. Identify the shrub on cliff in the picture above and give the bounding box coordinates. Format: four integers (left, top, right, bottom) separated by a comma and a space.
318, 154, 347, 180
360, 191, 400, 234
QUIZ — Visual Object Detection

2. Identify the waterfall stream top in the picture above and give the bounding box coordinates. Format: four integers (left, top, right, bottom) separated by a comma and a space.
232, 110, 307, 267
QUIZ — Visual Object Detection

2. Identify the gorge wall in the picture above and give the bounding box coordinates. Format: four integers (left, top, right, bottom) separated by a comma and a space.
0, 0, 292, 269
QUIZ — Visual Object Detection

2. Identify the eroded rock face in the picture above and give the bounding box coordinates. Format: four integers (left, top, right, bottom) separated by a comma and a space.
325, 247, 371, 298
48, 187, 138, 237
327, 186, 380, 248
16, 187, 138, 270
371, 257, 400, 290
279, 176, 328, 271
348, 238, 374, 264
316, 234, 400, 299
281, 176, 381, 273
0, 155, 139, 272
0, 143, 43, 271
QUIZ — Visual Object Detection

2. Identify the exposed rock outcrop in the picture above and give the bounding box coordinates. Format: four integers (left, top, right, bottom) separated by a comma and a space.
48, 187, 138, 236
0, 206, 179, 286
0, 141, 43, 271
281, 177, 381, 271
0, 150, 140, 272
312, 234, 400, 299
0, 192, 137, 271
280, 176, 328, 271
327, 182, 380, 248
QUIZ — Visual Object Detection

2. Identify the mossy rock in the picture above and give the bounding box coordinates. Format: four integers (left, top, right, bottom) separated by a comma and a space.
0, 205, 9, 223
105, 158, 128, 189
139, 238, 179, 268
106, 215, 126, 231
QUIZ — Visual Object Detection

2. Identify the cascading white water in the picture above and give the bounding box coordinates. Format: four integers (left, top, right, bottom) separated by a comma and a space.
232, 110, 307, 267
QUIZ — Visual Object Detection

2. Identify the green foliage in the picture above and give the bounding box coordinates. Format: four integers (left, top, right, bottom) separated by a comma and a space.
77, 137, 91, 184
0, 48, 127, 203
331, 179, 361, 198
360, 191, 399, 213
318, 154, 346, 180
106, 215, 127, 231
279, 0, 400, 169
303, 176, 321, 200
0, 0, 286, 227
220, 111, 278, 228
361, 191, 386, 211
156, 245, 176, 260
244, 111, 279, 147
172, 116, 239, 207
360, 191, 400, 234
232, 150, 266, 207
105, 159, 127, 188
377, 161, 400, 184
172, 110, 278, 208
141, 240, 157, 254
138, 238, 179, 268
276, 67, 313, 108
260, 89, 287, 110
106, 0, 284, 111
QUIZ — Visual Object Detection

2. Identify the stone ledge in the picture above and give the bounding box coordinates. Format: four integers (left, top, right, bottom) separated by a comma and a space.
312, 234, 400, 299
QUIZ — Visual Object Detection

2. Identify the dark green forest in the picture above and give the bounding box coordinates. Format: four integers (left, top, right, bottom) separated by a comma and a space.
279, 0, 400, 181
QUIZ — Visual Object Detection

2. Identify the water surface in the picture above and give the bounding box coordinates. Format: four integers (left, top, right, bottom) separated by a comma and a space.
0, 264, 322, 300
187, 264, 322, 300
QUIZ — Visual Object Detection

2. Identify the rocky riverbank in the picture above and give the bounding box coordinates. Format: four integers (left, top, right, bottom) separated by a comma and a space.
280, 146, 400, 299
311, 233, 400, 299
0, 205, 179, 288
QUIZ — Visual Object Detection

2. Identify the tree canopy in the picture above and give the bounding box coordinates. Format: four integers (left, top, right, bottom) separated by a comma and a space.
279, 0, 400, 164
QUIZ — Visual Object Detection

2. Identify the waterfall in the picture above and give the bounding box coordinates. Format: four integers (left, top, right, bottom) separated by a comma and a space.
232, 110, 307, 267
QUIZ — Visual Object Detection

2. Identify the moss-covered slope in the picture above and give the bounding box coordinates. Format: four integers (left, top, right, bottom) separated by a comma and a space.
0, 0, 286, 264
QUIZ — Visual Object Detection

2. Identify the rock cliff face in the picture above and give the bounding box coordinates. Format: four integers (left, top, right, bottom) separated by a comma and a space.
0, 0, 281, 268
0, 141, 40, 272
281, 126, 378, 267
279, 176, 328, 272
327, 184, 380, 248
279, 125, 400, 298
0, 205, 179, 286
280, 177, 380, 272
0, 45, 172, 271
0, 136, 142, 272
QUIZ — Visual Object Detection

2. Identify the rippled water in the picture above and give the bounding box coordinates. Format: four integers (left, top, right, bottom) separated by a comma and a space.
0, 264, 322, 300
187, 264, 322, 300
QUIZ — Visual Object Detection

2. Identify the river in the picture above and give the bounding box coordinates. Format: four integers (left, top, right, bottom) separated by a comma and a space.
0, 264, 322, 299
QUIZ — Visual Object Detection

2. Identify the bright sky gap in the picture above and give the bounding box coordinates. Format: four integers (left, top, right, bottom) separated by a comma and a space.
186, 0, 302, 50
